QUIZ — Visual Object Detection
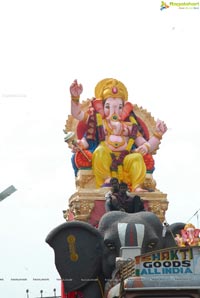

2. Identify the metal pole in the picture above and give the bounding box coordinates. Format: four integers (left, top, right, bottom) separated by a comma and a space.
0, 185, 17, 202
26, 289, 29, 298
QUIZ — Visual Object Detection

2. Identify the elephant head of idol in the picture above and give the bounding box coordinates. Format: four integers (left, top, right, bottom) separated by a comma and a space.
92, 78, 134, 121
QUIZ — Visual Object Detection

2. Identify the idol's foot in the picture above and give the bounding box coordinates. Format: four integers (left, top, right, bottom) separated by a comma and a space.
101, 177, 112, 187
134, 187, 148, 193
104, 178, 111, 184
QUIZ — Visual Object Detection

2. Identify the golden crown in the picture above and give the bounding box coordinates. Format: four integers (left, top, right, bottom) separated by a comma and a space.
94, 78, 128, 101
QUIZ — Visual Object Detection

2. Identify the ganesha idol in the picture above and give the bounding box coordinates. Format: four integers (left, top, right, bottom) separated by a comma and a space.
66, 78, 167, 192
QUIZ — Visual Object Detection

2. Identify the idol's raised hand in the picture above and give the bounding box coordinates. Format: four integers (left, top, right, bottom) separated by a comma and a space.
70, 79, 83, 98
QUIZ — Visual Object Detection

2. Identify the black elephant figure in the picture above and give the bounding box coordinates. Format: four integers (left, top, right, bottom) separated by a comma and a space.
46, 211, 185, 298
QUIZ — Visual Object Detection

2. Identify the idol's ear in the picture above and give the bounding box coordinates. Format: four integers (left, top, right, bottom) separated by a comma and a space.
46, 221, 103, 293
164, 222, 186, 248
92, 99, 104, 117
120, 102, 134, 120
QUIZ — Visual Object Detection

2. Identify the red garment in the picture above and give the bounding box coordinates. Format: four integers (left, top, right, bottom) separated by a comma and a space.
61, 281, 67, 298
61, 281, 83, 298
66, 293, 76, 298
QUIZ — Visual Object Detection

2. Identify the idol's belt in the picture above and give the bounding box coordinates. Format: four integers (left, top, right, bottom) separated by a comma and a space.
107, 137, 126, 148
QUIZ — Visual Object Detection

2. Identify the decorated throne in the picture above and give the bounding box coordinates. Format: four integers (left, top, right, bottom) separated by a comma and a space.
63, 97, 168, 225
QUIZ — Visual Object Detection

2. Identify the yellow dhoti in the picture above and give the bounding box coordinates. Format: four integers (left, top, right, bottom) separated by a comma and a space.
92, 142, 146, 190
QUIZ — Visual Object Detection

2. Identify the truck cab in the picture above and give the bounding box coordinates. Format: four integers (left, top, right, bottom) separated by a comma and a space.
107, 246, 200, 298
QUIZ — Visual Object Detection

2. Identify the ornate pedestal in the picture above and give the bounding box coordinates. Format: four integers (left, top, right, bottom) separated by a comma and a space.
63, 170, 169, 225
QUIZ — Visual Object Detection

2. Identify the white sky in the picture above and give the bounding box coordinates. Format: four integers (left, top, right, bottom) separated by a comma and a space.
0, 0, 200, 297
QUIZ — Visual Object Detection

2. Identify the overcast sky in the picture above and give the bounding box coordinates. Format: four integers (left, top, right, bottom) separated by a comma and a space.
0, 1, 200, 297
